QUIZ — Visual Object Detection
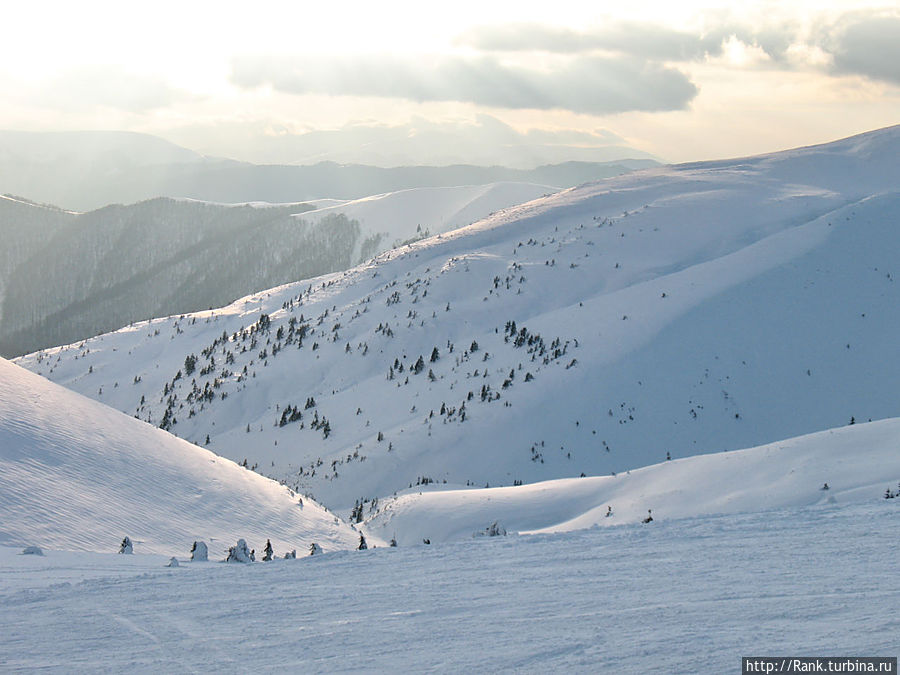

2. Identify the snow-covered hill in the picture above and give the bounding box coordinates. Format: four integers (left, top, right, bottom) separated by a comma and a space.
0, 357, 364, 556
18, 126, 900, 512
365, 418, 900, 545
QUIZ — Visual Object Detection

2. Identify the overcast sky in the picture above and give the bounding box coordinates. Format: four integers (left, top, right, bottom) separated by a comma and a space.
1, 0, 898, 165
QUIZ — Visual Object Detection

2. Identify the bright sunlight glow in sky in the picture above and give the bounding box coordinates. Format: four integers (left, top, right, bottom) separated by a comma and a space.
1, 0, 898, 165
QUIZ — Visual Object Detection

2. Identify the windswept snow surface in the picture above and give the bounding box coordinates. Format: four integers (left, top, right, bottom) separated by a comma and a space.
0, 358, 363, 555
366, 418, 900, 544
1, 499, 897, 672
16, 126, 900, 511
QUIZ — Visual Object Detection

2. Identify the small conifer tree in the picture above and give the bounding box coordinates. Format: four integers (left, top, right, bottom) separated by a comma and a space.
190, 540, 208, 562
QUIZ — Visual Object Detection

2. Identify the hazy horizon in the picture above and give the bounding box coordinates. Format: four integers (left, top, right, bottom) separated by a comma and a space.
0, 1, 897, 167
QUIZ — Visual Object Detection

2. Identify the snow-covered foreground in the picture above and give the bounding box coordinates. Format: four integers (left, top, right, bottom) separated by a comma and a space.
367, 418, 900, 544
2, 500, 897, 672
0, 357, 363, 555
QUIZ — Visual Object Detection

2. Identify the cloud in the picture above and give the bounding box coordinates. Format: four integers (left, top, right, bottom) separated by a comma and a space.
458, 22, 718, 61
457, 12, 900, 87
827, 14, 900, 85
36, 65, 189, 113
230, 53, 697, 115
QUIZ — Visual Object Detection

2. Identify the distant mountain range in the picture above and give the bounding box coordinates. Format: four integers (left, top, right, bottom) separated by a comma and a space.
19, 126, 900, 514
0, 130, 656, 212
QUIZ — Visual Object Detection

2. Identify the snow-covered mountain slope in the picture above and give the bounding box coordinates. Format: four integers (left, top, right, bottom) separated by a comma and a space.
301, 181, 557, 254
0, 357, 364, 555
0, 184, 556, 358
17, 125, 900, 512
365, 418, 900, 545
2, 499, 897, 671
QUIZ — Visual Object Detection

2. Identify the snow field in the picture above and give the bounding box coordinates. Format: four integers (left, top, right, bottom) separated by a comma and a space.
1, 499, 897, 672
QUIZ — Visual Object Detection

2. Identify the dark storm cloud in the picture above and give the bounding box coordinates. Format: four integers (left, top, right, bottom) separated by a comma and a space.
230, 53, 697, 114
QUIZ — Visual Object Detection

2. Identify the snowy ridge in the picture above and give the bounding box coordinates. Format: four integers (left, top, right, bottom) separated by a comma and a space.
16, 125, 900, 513
366, 418, 900, 544
299, 181, 558, 255
0, 358, 366, 556
0, 182, 556, 358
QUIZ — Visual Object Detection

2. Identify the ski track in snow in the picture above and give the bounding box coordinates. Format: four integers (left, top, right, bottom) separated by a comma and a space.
1, 500, 897, 672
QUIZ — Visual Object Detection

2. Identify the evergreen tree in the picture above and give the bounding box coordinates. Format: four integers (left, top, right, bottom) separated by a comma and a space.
263, 539, 274, 561
190, 540, 208, 562
225, 539, 252, 563
357, 534, 368, 550
119, 536, 133, 554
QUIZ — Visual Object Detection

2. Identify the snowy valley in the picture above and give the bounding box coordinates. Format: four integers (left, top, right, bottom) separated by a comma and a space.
17, 126, 900, 516
3, 126, 900, 671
